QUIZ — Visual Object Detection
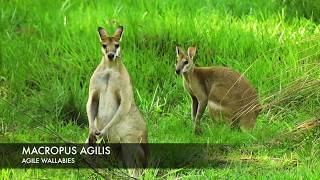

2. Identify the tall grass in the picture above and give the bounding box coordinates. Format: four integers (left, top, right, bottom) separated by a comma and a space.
0, 0, 320, 179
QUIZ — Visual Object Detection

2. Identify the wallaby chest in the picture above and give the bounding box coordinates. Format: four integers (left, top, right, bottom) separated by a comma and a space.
183, 80, 194, 96
91, 69, 120, 91
183, 76, 204, 97
91, 68, 122, 130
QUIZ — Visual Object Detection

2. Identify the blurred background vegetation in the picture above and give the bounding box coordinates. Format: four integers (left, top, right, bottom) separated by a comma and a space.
0, 0, 319, 179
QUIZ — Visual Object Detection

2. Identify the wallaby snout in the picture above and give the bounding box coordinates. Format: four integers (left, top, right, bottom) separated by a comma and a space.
107, 53, 115, 60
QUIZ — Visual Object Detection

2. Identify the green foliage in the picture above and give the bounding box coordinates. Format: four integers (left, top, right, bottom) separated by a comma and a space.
0, 0, 320, 179
281, 0, 320, 22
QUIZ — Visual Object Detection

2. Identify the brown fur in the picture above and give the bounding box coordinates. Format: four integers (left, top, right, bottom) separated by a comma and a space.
86, 26, 147, 177
176, 46, 260, 134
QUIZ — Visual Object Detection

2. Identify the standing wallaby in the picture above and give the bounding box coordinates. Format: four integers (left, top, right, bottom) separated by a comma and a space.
86, 26, 147, 175
175, 46, 260, 135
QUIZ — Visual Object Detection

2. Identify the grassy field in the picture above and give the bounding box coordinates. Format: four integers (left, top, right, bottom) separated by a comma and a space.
1, 0, 320, 179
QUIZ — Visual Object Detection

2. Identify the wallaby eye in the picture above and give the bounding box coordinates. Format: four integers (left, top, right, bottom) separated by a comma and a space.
184, 61, 189, 64
115, 44, 119, 49
102, 44, 107, 48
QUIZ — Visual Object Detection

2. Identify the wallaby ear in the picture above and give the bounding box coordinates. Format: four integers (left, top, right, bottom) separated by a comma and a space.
176, 46, 183, 57
98, 27, 108, 41
187, 47, 197, 59
113, 26, 123, 41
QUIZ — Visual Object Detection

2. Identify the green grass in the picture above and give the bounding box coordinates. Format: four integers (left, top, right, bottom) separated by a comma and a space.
1, 0, 320, 179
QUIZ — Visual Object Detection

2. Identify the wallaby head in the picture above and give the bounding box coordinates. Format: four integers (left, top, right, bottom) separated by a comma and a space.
175, 46, 197, 75
98, 26, 123, 61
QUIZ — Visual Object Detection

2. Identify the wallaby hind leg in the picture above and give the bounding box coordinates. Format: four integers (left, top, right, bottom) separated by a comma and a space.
208, 108, 223, 122
226, 115, 240, 129
121, 143, 147, 178
120, 133, 148, 178
239, 112, 257, 131
209, 108, 230, 124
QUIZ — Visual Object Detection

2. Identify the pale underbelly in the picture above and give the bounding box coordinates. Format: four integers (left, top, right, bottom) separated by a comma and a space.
95, 92, 119, 131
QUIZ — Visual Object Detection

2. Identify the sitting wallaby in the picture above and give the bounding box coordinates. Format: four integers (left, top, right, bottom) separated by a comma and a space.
175, 46, 260, 134
86, 26, 147, 175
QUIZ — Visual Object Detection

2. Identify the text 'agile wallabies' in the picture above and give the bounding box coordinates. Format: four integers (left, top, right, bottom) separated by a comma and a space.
175, 46, 261, 134
86, 26, 147, 177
